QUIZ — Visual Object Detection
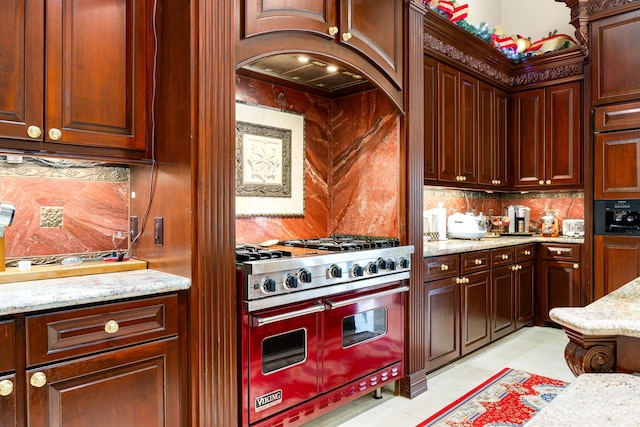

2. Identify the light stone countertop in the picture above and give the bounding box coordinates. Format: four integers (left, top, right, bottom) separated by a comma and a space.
526, 373, 640, 426
423, 235, 584, 257
549, 277, 640, 338
0, 269, 191, 316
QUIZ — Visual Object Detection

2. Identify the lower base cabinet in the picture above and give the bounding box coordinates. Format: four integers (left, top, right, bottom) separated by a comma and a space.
425, 244, 536, 372
594, 235, 640, 300
0, 293, 181, 427
538, 243, 581, 324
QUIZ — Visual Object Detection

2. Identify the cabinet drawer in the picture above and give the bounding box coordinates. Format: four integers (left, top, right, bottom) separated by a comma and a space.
0, 319, 15, 372
594, 101, 640, 132
424, 254, 460, 282
515, 244, 536, 263
491, 247, 515, 268
540, 243, 580, 262
26, 294, 178, 366
461, 250, 490, 274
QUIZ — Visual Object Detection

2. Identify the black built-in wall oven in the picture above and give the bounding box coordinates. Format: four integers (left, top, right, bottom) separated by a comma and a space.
595, 200, 640, 235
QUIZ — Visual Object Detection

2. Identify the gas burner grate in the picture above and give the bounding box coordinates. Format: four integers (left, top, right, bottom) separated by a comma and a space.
280, 236, 399, 251
235, 245, 292, 262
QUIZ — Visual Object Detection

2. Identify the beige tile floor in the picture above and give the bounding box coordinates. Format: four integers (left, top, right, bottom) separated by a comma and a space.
306, 326, 575, 427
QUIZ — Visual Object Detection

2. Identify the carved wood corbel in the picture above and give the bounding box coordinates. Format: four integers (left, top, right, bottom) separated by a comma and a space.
565, 340, 616, 376
558, 0, 590, 55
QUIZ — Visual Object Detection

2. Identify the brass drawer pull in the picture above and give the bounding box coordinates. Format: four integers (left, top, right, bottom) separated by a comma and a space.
440, 264, 449, 271
474, 259, 483, 265
104, 320, 120, 334
30, 372, 47, 388
501, 254, 509, 260
0, 379, 14, 396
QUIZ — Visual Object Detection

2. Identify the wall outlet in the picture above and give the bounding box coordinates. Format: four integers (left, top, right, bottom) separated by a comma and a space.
154, 217, 164, 246
130, 216, 139, 240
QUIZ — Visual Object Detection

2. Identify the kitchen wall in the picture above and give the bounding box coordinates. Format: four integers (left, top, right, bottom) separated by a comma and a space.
235, 75, 400, 243
424, 186, 585, 232
0, 156, 129, 263
463, 0, 574, 41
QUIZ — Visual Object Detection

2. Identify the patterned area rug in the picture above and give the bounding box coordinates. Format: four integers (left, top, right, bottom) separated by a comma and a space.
417, 367, 568, 427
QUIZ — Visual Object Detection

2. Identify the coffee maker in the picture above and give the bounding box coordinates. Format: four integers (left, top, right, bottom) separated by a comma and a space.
504, 205, 531, 234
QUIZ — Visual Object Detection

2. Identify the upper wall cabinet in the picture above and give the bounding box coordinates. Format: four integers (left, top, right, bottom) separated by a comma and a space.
238, 0, 403, 91
0, 0, 149, 160
591, 9, 640, 106
511, 82, 582, 190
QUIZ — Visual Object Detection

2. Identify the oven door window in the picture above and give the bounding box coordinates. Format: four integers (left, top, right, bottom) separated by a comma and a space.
262, 328, 307, 374
342, 307, 387, 348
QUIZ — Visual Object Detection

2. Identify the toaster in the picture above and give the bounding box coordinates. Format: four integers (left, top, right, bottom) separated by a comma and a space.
562, 219, 585, 237
447, 212, 487, 240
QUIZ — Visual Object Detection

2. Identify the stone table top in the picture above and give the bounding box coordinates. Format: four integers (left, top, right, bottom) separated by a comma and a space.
526, 373, 640, 426
0, 269, 191, 316
550, 277, 640, 338
423, 235, 583, 257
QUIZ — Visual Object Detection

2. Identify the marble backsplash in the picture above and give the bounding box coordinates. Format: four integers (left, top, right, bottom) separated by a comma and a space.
0, 157, 129, 262
424, 187, 585, 232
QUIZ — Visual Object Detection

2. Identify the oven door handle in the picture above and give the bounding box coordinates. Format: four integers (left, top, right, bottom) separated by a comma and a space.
324, 285, 409, 310
252, 303, 325, 326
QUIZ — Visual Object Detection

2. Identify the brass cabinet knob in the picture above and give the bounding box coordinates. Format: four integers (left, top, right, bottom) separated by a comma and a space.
342, 32, 352, 41
104, 320, 120, 334
48, 128, 62, 140
546, 179, 552, 185
573, 263, 579, 269
0, 379, 14, 396
27, 125, 42, 139
518, 265, 522, 270
455, 277, 461, 284
557, 250, 562, 255
539, 180, 544, 185
474, 259, 482, 265
30, 372, 47, 388
501, 254, 509, 260
328, 26, 338, 36
524, 250, 531, 256
440, 264, 449, 271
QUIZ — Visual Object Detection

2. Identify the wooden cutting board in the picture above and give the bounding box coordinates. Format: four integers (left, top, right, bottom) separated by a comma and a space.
0, 259, 148, 284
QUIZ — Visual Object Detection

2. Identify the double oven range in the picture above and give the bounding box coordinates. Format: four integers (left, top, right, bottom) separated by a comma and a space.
237, 237, 413, 427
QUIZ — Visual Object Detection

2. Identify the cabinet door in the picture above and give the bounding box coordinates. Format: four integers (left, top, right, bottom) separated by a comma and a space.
591, 9, 640, 106
425, 278, 460, 371
241, 0, 338, 39
594, 129, 640, 199
438, 63, 459, 183
515, 260, 535, 328
424, 56, 438, 182
0, 0, 44, 142
538, 260, 580, 323
545, 82, 581, 187
0, 373, 17, 427
27, 339, 179, 427
459, 73, 478, 184
478, 82, 495, 186
511, 88, 544, 188
494, 88, 509, 186
460, 271, 490, 355
594, 235, 640, 300
491, 265, 515, 341
44, 0, 148, 151
339, 0, 403, 88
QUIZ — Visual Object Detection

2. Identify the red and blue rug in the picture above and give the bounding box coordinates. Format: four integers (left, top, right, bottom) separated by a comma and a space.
417, 367, 568, 427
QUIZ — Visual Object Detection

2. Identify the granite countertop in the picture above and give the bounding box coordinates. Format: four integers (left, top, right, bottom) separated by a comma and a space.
423, 235, 584, 257
0, 269, 191, 316
526, 373, 640, 426
549, 277, 640, 338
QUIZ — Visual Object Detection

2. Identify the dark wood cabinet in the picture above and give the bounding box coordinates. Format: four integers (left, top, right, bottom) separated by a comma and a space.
460, 252, 490, 355
425, 277, 460, 371
0, 0, 149, 158
424, 56, 438, 182
538, 243, 581, 323
438, 63, 477, 184
1, 294, 181, 427
478, 83, 508, 188
26, 339, 179, 427
591, 9, 640, 106
511, 82, 582, 189
593, 103, 640, 199
239, 0, 403, 88
490, 247, 515, 340
0, 319, 17, 427
594, 235, 640, 300
514, 244, 536, 328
